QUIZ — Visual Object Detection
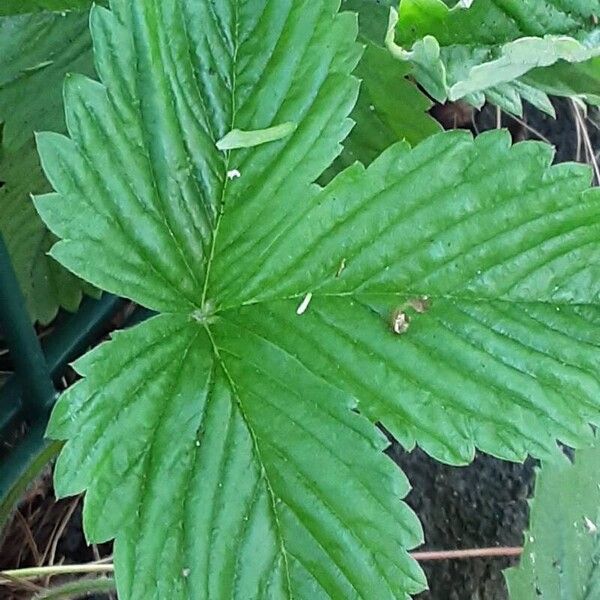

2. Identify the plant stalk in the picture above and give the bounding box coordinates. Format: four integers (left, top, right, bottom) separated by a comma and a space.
411, 546, 523, 561
0, 564, 114, 584
32, 577, 116, 600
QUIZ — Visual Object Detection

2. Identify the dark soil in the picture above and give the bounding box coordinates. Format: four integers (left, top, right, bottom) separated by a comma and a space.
390, 446, 536, 600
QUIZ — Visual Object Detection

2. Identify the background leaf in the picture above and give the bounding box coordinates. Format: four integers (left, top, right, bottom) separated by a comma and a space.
504, 442, 600, 599
0, 1, 98, 16
0, 10, 96, 323
321, 0, 441, 181
324, 42, 441, 180
525, 57, 600, 106
343, 0, 394, 46
392, 0, 600, 115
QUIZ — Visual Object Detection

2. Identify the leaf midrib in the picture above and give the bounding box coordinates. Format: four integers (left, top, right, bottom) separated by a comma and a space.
196, 6, 294, 595
202, 323, 295, 599
199, 0, 240, 311
212, 291, 600, 314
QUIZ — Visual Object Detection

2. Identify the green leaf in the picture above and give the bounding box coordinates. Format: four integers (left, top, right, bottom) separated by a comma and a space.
390, 0, 600, 115
34, 0, 600, 597
325, 0, 441, 180
36, 1, 425, 597
342, 0, 394, 47
209, 129, 600, 464
51, 314, 425, 598
0, 1, 97, 16
525, 57, 600, 106
505, 442, 600, 599
0, 11, 97, 323
325, 42, 441, 178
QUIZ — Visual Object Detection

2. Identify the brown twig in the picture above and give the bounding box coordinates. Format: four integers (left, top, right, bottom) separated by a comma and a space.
505, 113, 552, 145
411, 546, 523, 561
571, 100, 600, 184
41, 497, 80, 588
0, 564, 114, 584
14, 510, 42, 566
0, 571, 45, 594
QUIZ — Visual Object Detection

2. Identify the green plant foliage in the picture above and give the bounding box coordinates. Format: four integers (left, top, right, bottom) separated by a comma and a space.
34, 0, 600, 597
324, 0, 441, 179
0, 1, 96, 16
525, 57, 600, 106
390, 0, 600, 115
505, 442, 600, 599
343, 0, 394, 46
324, 42, 441, 178
0, 11, 96, 323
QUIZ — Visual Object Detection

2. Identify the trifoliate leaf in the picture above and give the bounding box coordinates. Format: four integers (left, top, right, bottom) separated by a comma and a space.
35, 0, 600, 597
0, 11, 96, 323
390, 0, 600, 115
505, 442, 600, 599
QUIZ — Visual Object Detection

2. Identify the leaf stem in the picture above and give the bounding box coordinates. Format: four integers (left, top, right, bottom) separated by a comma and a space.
0, 564, 114, 584
411, 546, 523, 561
32, 577, 116, 600
0, 545, 524, 585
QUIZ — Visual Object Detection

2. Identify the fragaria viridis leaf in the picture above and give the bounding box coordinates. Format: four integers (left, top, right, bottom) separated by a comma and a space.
0, 10, 97, 322
0, 1, 100, 16
390, 0, 600, 115
505, 440, 600, 599
34, 0, 600, 598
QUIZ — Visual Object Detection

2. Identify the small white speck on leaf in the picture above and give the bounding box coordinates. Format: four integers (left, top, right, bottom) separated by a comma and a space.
296, 293, 313, 315
227, 169, 241, 180
458, 0, 474, 7
182, 568, 191, 578
584, 517, 598, 534
336, 258, 347, 278
195, 440, 201, 447
391, 310, 410, 335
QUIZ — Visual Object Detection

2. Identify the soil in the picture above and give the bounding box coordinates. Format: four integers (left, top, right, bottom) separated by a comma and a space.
391, 446, 536, 600
0, 98, 597, 599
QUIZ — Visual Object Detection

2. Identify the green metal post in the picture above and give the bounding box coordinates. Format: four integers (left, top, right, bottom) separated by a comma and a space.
0, 294, 125, 523
0, 293, 125, 436
0, 235, 55, 422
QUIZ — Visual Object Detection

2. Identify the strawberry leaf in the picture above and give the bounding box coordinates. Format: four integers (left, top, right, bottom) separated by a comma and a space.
0, 10, 97, 323
35, 0, 600, 597
0, 1, 99, 16
391, 0, 600, 115
505, 441, 600, 599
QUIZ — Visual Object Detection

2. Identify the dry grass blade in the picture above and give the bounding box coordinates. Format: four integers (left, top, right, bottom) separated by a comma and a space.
14, 511, 41, 566
40, 497, 80, 570
571, 100, 600, 184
